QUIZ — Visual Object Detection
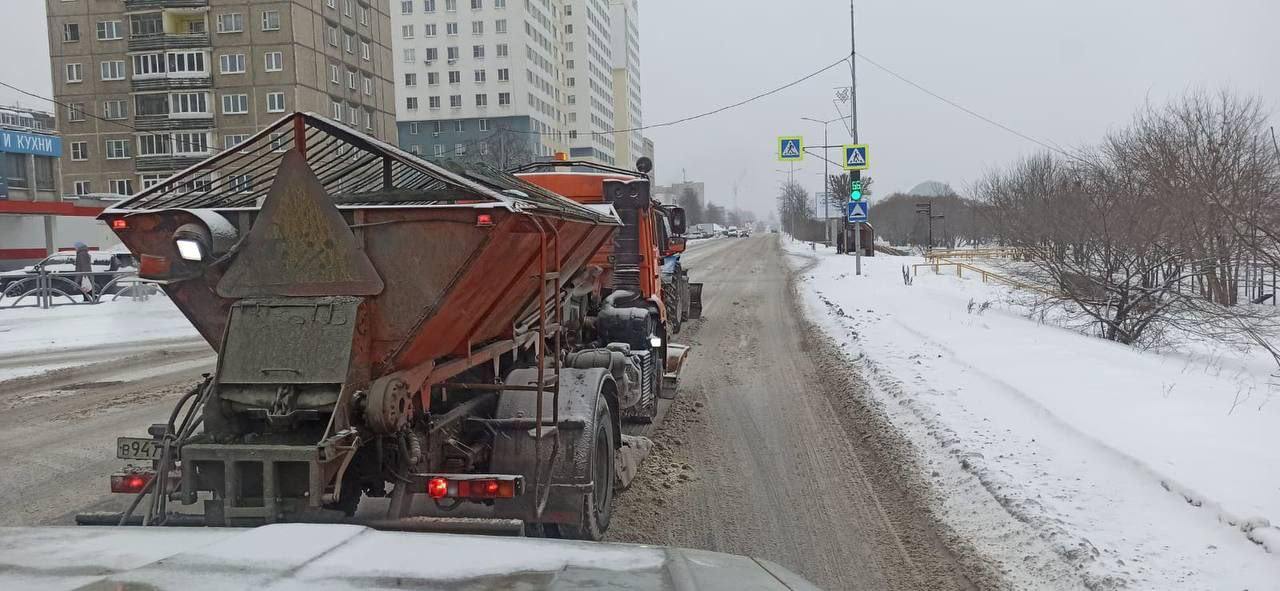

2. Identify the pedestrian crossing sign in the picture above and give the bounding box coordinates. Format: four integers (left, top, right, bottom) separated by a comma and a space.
842, 144, 869, 171
777, 136, 804, 162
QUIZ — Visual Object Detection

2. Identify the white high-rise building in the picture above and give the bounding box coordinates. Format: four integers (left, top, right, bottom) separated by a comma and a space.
608, 0, 642, 167
392, 0, 639, 167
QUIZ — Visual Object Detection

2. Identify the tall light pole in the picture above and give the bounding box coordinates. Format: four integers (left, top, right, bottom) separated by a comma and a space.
801, 115, 845, 245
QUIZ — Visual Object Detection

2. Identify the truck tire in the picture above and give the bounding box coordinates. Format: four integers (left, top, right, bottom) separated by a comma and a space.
543, 399, 615, 540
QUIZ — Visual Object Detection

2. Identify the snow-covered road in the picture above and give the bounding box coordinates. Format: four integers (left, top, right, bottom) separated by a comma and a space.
786, 241, 1280, 590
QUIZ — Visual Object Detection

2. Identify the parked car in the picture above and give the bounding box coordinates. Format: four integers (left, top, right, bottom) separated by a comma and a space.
0, 250, 137, 296
726, 227, 740, 237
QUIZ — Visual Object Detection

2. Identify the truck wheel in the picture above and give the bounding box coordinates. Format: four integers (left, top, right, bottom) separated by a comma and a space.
544, 399, 615, 540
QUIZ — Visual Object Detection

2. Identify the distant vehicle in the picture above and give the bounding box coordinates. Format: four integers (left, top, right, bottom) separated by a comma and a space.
0, 250, 136, 295
726, 227, 740, 237
740, 228, 752, 238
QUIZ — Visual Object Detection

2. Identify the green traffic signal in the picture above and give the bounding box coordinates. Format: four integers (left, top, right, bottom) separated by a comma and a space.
850, 180, 863, 202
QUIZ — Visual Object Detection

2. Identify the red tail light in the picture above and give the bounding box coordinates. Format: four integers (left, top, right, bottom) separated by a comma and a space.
427, 477, 449, 499
111, 218, 128, 230
476, 213, 494, 227
110, 471, 154, 494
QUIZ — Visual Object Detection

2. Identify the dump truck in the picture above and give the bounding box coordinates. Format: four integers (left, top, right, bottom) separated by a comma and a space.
81, 113, 698, 540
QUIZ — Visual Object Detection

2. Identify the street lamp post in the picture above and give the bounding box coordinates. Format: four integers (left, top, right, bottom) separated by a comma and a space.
801, 115, 846, 246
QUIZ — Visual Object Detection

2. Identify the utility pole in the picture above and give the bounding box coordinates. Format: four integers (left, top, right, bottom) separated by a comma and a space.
849, 0, 861, 275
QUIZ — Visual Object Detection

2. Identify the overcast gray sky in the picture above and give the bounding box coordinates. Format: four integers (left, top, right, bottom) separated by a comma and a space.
3, 0, 1277, 219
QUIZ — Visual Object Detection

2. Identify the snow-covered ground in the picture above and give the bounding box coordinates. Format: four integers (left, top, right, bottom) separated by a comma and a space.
0, 296, 199, 381
784, 241, 1280, 590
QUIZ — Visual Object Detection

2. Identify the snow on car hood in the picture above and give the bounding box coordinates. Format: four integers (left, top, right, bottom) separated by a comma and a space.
0, 524, 820, 590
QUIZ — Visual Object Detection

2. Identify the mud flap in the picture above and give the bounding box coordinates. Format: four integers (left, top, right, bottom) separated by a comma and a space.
688, 283, 703, 319
489, 367, 618, 527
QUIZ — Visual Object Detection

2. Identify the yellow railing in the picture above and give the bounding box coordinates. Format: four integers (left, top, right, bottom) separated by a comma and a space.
911, 259, 1055, 295
925, 247, 1023, 261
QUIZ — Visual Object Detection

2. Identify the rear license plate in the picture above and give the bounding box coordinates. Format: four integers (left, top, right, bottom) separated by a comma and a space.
116, 437, 162, 461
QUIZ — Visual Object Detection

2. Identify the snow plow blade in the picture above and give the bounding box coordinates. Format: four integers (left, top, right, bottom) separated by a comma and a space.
661, 343, 691, 396
688, 283, 703, 319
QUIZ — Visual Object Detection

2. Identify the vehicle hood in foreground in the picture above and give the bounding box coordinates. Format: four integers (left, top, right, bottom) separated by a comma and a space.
0, 524, 821, 590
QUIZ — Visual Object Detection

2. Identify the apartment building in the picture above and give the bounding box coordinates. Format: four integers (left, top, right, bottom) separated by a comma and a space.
393, 0, 640, 167
46, 0, 397, 198
607, 0, 640, 166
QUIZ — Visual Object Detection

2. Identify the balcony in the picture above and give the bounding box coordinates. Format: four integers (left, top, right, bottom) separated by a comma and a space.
130, 76, 211, 92
124, 0, 209, 11
136, 154, 206, 173
128, 33, 210, 52
134, 114, 214, 132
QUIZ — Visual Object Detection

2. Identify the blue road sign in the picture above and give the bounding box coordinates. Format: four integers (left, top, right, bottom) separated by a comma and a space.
847, 201, 869, 223
777, 136, 804, 161
842, 144, 869, 171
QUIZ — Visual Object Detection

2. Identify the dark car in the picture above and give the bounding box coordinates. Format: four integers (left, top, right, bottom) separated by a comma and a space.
0, 250, 137, 296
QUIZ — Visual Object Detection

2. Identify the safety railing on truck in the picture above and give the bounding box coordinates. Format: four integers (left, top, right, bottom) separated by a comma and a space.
0, 270, 161, 309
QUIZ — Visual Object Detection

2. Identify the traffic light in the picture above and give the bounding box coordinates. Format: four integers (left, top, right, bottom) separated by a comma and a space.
849, 170, 863, 202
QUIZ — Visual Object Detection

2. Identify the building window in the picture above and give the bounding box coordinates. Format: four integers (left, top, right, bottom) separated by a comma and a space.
105, 139, 131, 159
448, 70, 460, 84
363, 76, 373, 95
473, 45, 485, 59
408, 122, 419, 135
405, 73, 417, 87
228, 174, 252, 193
402, 24, 413, 38
425, 47, 439, 62
140, 174, 166, 190
434, 144, 445, 157
566, 59, 575, 70
329, 64, 340, 84
65, 63, 82, 83
475, 93, 487, 107
167, 51, 205, 74
102, 99, 128, 120
221, 93, 248, 114
224, 134, 250, 150
96, 21, 122, 40
471, 0, 482, 8
169, 92, 209, 115
454, 120, 464, 132
270, 133, 289, 152
454, 143, 464, 156
331, 100, 343, 120
261, 10, 280, 31
425, 0, 437, 12
495, 19, 507, 34
428, 96, 440, 109
446, 22, 458, 36
472, 21, 483, 35
445, 0, 457, 11
216, 13, 243, 33
73, 181, 91, 196
343, 0, 354, 16
264, 51, 283, 72
34, 157, 55, 190
266, 92, 286, 112
63, 23, 80, 42
70, 141, 88, 161
479, 118, 490, 131
327, 0, 337, 8
403, 48, 415, 63
359, 6, 369, 25
67, 103, 86, 121
360, 40, 371, 60
173, 132, 210, 155
495, 0, 505, 7
565, 24, 573, 34
129, 13, 162, 36
427, 72, 439, 85
447, 46, 459, 60
344, 32, 353, 53
424, 23, 437, 37
400, 0, 413, 14
449, 95, 461, 108
347, 70, 358, 90
474, 69, 486, 83
496, 43, 508, 57
406, 97, 419, 110
109, 179, 134, 195
498, 92, 510, 106
497, 68, 509, 81
219, 53, 246, 74
138, 134, 170, 156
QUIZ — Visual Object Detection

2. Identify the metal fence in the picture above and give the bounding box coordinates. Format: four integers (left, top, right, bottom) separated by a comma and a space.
0, 270, 161, 309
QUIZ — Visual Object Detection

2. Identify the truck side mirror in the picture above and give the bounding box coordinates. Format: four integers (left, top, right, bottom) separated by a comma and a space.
670, 207, 687, 235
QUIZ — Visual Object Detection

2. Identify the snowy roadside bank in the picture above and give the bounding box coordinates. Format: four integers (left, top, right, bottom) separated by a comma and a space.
0, 297, 200, 381
783, 240, 1280, 590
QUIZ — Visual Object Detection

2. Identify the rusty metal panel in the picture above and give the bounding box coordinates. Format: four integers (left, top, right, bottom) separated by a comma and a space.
218, 297, 360, 385
217, 150, 384, 298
